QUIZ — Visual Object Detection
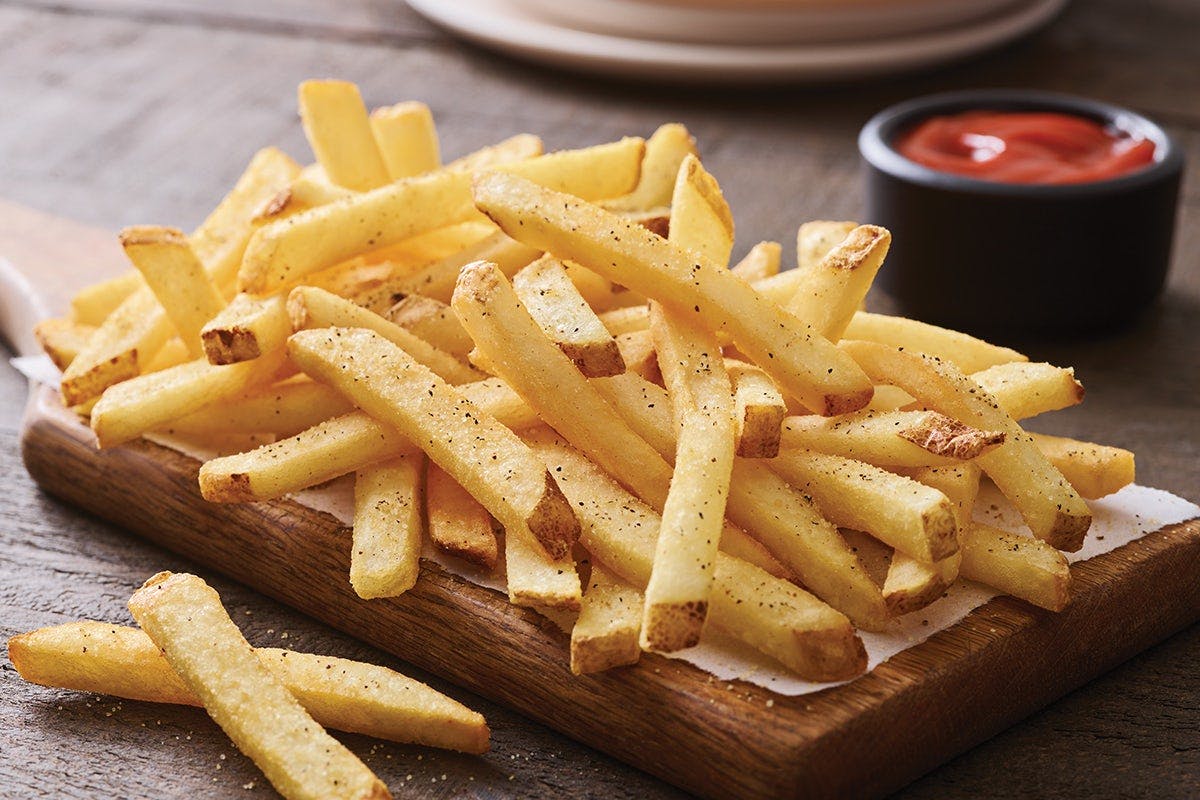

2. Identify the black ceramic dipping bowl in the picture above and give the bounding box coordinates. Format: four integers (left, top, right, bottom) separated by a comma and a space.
859, 90, 1183, 338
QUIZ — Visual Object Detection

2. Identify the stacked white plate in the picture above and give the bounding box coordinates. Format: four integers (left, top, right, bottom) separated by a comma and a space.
405, 0, 1069, 83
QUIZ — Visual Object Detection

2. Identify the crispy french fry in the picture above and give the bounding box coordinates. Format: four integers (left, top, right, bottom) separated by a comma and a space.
970, 362, 1086, 420
528, 431, 865, 680
370, 101, 440, 179
959, 523, 1071, 610
1030, 433, 1135, 499
843, 340, 1092, 551
164, 377, 354, 438
599, 305, 652, 337
780, 410, 1005, 468
141, 336, 190, 374
34, 318, 96, 371
770, 448, 959, 563
384, 294, 474, 358
380, 230, 543, 306
288, 327, 580, 564
8, 621, 489, 754
786, 225, 891, 341
844, 312, 1028, 374
201, 292, 291, 365
288, 286, 484, 385
615, 330, 660, 383
240, 138, 643, 294
69, 271, 143, 325
299, 79, 390, 192
730, 241, 782, 281
426, 463, 499, 570
602, 122, 697, 212
120, 225, 226, 358
727, 359, 786, 458
444, 133, 543, 173
796, 220, 858, 270
895, 463, 982, 529
570, 564, 642, 675
91, 350, 286, 448
285, 164, 354, 211
473, 172, 873, 415
352, 454, 424, 599
128, 572, 391, 800
512, 256, 625, 378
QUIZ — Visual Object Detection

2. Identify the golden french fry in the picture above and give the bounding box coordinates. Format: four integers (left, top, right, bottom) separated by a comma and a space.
570, 564, 642, 675
370, 101, 440, 179
615, 330, 660, 383
201, 292, 290, 365
512, 256, 625, 378
970, 362, 1086, 420
601, 122, 697, 212
381, 230, 543, 306
796, 220, 858, 270
285, 164, 354, 211
1030, 433, 1135, 499
844, 312, 1028, 374
384, 294, 474, 358
786, 225, 891, 342
959, 523, 1071, 611
426, 463, 499, 570
8, 621, 489, 754
69, 271, 143, 326
882, 551, 959, 616
727, 359, 786, 458
34, 318, 96, 371
352, 454, 425, 599
128, 572, 391, 800
444, 133, 543, 173
164, 377, 353, 438
299, 79, 390, 192
472, 171, 873, 415
730, 241, 782, 281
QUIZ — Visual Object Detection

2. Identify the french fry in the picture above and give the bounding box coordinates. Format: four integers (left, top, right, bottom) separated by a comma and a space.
844, 312, 1028, 374
444, 133, 543, 173
473, 172, 874, 415
959, 523, 1071, 611
380, 230, 543, 306
770, 448, 959, 563
286, 164, 354, 211
570, 564, 642, 675
288, 327, 580, 564
1030, 433, 1135, 499
352, 454, 425, 599
780, 410, 1005, 468
127, 572, 391, 800
796, 220, 858, 270
513, 255, 625, 378
69, 271, 143, 325
785, 225, 891, 341
528, 431, 865, 680
91, 349, 287, 448
8, 621, 489, 754
727, 359, 786, 458
843, 340, 1092, 551
120, 225, 227, 358
599, 304, 652, 337
201, 292, 291, 365
141, 336, 190, 374
426, 463, 499, 569
299, 79, 390, 192
602, 122, 697, 212
895, 463, 982, 529
730, 241, 782, 281
370, 101, 440, 179
615, 330, 660, 383
288, 286, 485, 385
970, 362, 1086, 420
34, 318, 96, 371
164, 376, 354, 438
384, 294, 474, 358
240, 138, 643, 294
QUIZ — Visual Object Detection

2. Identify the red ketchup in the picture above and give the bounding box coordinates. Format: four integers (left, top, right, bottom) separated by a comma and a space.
895, 110, 1156, 184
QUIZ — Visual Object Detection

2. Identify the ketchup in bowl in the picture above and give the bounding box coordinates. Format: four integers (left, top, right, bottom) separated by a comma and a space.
895, 111, 1156, 185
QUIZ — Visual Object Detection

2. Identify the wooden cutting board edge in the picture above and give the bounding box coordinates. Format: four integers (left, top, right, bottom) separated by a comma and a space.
19, 385, 1200, 800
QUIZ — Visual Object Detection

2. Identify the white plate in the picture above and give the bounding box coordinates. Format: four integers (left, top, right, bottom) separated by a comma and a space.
405, 0, 1069, 84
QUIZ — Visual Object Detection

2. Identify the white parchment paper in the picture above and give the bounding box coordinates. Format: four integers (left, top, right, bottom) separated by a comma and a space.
18, 354, 1199, 696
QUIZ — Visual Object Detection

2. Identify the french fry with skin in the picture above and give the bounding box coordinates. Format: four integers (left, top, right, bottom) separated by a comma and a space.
163, 376, 354, 438
287, 328, 581, 605
528, 431, 866, 680
959, 523, 1071, 611
201, 292, 291, 365
384, 295, 474, 358
120, 226, 227, 358
239, 138, 644, 295
615, 330, 660, 383
1030, 433, 1135, 499
970, 362, 1086, 420
298, 80, 391, 192
780, 410, 1006, 468
601, 122, 697, 212
727, 359, 786, 458
786, 225, 891, 342
426, 463, 499, 570
512, 256, 626, 378
91, 349, 287, 448
730, 241, 782, 282
570, 564, 643, 675
843, 340, 1092, 552
8, 621, 489, 754
370, 101, 440, 179
288, 286, 485, 385
796, 220, 858, 270
380, 230, 543, 306
352, 454, 425, 599
473, 172, 874, 416
844, 312, 1028, 374
128, 573, 392, 800
34, 318, 96, 371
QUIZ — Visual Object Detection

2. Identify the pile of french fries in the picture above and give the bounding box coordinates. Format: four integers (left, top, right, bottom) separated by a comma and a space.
33, 80, 1140, 692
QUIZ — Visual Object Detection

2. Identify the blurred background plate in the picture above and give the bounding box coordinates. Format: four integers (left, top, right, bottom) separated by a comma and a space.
405, 0, 1070, 83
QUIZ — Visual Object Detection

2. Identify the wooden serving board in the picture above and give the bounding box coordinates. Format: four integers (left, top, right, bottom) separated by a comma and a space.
7, 202, 1200, 799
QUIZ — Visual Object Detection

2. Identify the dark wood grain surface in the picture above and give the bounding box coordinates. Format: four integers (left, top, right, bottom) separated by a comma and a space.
2, 0, 1198, 797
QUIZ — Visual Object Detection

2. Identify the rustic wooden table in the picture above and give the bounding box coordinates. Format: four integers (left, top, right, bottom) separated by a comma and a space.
2, 1, 1197, 797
